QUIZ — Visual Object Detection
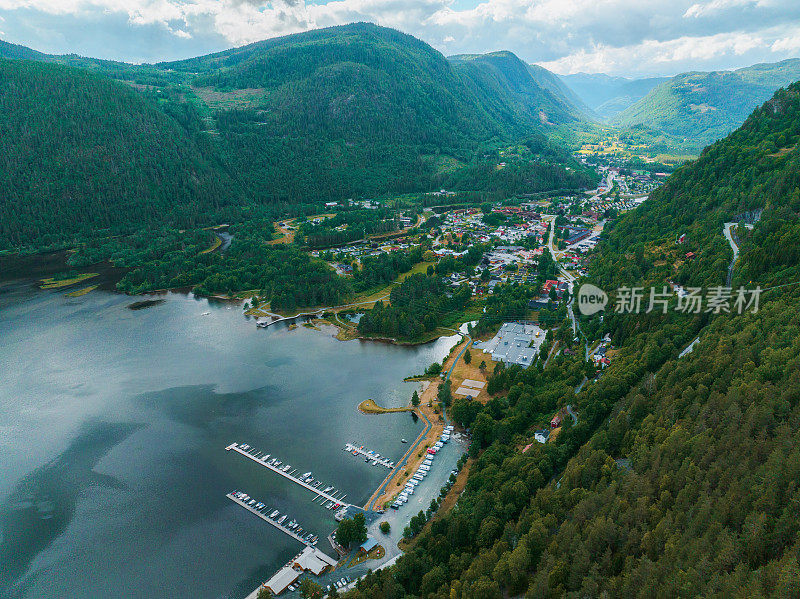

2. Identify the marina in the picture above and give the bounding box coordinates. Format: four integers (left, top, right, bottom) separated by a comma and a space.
226, 442, 352, 508
343, 443, 396, 469
227, 491, 319, 546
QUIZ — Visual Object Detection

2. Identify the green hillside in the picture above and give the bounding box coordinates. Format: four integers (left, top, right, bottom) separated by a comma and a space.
612, 58, 800, 150
0, 25, 595, 251
448, 51, 588, 125
341, 83, 800, 599
158, 25, 588, 204
525, 64, 597, 120
178, 24, 501, 148
0, 58, 238, 249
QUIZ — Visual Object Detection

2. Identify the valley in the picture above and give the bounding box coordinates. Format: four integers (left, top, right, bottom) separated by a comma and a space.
2, 16, 800, 599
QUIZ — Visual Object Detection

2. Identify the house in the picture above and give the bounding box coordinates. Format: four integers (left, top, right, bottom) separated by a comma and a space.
534, 429, 550, 444
359, 537, 379, 554
542, 280, 560, 293
294, 546, 335, 575
550, 414, 562, 428
528, 299, 550, 310
263, 566, 301, 595
685, 252, 696, 260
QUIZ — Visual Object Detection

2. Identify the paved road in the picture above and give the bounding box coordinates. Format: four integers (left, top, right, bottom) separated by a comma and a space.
291, 435, 467, 599
723, 222, 740, 286
364, 408, 432, 511
258, 293, 393, 326
365, 326, 469, 510
565, 404, 578, 425
545, 217, 587, 356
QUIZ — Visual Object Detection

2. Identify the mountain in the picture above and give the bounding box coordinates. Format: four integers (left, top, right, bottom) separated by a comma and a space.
170, 24, 506, 150
156, 25, 589, 204
559, 72, 668, 119
0, 24, 595, 250
612, 58, 800, 150
0, 58, 238, 249
342, 84, 800, 598
448, 51, 592, 124
526, 64, 597, 120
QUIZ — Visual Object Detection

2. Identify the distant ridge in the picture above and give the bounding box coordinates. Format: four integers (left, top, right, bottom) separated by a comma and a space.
559, 72, 667, 119
611, 58, 800, 148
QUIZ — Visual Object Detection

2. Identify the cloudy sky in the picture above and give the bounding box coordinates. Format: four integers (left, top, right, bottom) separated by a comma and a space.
1, 0, 799, 76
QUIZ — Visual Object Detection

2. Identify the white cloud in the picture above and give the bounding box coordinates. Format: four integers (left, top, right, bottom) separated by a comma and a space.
540, 23, 800, 74
1, 0, 800, 74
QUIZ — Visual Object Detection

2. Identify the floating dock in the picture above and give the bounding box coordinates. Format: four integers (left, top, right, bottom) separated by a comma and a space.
226, 443, 351, 508
343, 443, 395, 469
227, 491, 318, 546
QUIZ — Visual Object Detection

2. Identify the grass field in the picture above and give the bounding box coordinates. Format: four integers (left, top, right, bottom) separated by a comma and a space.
40, 273, 99, 289
65, 285, 99, 297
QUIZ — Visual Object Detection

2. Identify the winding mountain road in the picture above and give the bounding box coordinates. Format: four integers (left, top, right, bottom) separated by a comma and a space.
723, 222, 740, 286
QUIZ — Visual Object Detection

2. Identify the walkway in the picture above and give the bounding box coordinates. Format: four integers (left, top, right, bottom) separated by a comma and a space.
226, 443, 351, 507
227, 492, 317, 546
365, 327, 469, 510
364, 408, 431, 510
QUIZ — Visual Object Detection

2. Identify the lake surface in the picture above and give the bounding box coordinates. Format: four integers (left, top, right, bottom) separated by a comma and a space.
0, 278, 459, 599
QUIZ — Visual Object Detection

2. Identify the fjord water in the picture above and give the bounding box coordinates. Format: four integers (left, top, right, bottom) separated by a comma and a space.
0, 281, 458, 599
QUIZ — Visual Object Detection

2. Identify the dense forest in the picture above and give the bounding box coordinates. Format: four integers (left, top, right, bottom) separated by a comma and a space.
0, 59, 238, 249
358, 274, 471, 339
340, 82, 800, 599
352, 248, 423, 293
0, 25, 596, 257
299, 209, 400, 249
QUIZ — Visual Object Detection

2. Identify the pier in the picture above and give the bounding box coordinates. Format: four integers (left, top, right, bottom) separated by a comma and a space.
343, 443, 395, 469
256, 310, 323, 328
226, 443, 352, 508
227, 491, 318, 546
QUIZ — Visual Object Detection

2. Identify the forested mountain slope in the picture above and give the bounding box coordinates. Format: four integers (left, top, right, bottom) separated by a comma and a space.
0, 25, 595, 251
0, 59, 238, 248
161, 25, 589, 203
448, 52, 593, 123
526, 64, 597, 120
174, 24, 504, 148
341, 83, 800, 599
612, 58, 800, 149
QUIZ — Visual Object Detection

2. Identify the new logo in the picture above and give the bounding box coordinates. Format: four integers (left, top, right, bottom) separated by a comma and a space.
577, 283, 608, 315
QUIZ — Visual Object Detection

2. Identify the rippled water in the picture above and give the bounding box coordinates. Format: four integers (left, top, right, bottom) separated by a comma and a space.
0, 280, 458, 599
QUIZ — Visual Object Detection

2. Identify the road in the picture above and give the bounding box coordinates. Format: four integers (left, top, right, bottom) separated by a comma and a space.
565, 404, 578, 425
257, 292, 393, 327
364, 408, 432, 511
723, 222, 740, 286
545, 216, 585, 353
296, 435, 468, 599
365, 325, 469, 510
